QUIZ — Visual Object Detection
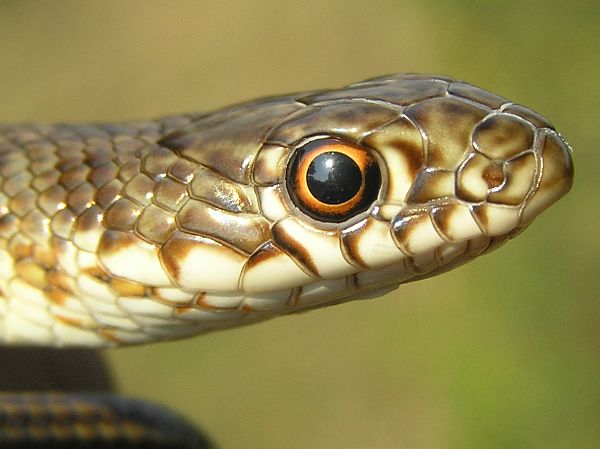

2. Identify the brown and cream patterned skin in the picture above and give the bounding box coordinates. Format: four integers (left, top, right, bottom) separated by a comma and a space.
0, 74, 573, 347
0, 393, 209, 448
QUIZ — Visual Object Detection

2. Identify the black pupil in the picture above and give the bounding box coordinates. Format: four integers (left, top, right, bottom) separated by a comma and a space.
306, 152, 362, 204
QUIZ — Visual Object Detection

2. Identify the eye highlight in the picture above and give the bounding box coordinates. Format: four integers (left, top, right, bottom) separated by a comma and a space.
286, 138, 381, 223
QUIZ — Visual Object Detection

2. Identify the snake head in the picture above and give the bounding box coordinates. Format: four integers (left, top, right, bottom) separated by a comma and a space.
0, 74, 573, 346
153, 74, 573, 319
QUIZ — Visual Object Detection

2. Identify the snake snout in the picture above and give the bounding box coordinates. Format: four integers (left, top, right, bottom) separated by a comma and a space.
456, 109, 573, 232
521, 130, 574, 224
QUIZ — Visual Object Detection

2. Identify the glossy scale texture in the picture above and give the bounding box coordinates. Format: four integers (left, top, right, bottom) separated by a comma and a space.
0, 74, 573, 347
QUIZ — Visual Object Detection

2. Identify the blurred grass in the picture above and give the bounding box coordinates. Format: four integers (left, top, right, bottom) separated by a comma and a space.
0, 1, 598, 448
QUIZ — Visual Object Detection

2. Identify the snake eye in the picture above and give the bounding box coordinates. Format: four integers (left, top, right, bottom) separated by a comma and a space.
286, 138, 381, 223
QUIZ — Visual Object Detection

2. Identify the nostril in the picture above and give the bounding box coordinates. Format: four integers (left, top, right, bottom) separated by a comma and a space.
482, 163, 505, 190
487, 152, 537, 206
456, 153, 506, 202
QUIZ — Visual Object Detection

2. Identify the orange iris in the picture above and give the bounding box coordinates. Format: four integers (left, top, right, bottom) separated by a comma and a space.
286, 137, 381, 223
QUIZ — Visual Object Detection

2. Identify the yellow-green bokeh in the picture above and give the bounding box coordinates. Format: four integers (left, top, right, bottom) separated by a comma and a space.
1, 1, 598, 448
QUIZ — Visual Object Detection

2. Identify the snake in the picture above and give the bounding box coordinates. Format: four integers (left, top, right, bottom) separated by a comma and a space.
0, 73, 574, 447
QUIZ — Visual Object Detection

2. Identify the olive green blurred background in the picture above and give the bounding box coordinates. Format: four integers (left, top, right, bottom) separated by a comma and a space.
1, 1, 598, 448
